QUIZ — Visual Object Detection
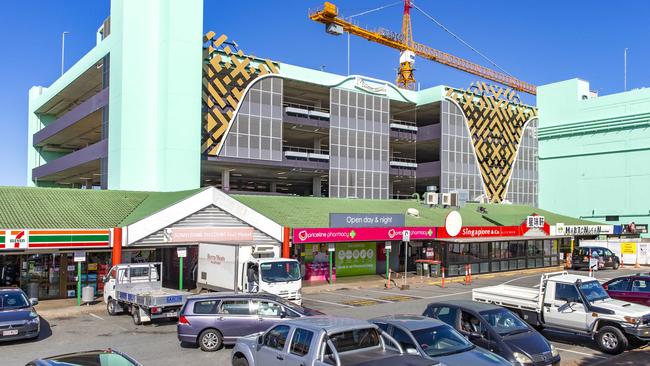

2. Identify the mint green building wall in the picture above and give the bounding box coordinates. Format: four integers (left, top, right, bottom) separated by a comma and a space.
107, 0, 203, 191
538, 79, 650, 233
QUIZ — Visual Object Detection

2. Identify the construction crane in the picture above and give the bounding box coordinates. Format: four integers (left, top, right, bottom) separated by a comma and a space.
309, 1, 537, 95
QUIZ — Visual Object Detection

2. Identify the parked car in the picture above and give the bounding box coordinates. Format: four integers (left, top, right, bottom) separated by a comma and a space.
572, 246, 620, 270
178, 292, 322, 351
231, 316, 439, 366
0, 287, 40, 342
423, 300, 560, 366
604, 273, 650, 306
26, 349, 142, 366
370, 314, 511, 366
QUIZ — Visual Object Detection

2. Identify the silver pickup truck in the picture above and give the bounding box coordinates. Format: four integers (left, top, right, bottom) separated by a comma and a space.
231, 316, 438, 366
472, 271, 650, 354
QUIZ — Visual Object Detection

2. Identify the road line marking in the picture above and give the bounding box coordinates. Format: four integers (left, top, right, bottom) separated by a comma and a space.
425, 290, 473, 299
362, 288, 426, 299
555, 347, 607, 359
326, 292, 392, 303
89, 313, 105, 321
302, 297, 354, 308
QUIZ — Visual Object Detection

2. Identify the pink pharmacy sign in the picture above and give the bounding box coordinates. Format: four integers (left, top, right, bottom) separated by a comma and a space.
292, 227, 436, 244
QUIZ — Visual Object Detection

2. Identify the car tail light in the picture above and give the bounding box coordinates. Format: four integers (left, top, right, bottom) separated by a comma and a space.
178, 315, 191, 325
151, 307, 161, 314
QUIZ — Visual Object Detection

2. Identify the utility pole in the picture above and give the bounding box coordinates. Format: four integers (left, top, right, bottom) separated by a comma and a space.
61, 31, 70, 76
623, 47, 627, 92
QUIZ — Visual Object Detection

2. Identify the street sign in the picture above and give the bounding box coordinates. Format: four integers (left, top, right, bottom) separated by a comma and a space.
73, 251, 86, 262
328, 243, 335, 252
403, 230, 411, 242
385, 242, 392, 251
177, 247, 187, 258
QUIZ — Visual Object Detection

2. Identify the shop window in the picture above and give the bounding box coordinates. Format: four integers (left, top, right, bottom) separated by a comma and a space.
500, 260, 509, 271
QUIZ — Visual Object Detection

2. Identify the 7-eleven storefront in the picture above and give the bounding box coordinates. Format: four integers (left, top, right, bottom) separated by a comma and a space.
0, 229, 113, 299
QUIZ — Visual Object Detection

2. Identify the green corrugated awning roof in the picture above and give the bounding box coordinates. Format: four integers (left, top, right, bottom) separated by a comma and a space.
0, 186, 601, 230
0, 186, 204, 229
232, 195, 602, 228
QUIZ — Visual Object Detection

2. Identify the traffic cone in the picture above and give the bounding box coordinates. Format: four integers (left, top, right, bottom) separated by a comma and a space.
441, 267, 446, 288
565, 255, 571, 269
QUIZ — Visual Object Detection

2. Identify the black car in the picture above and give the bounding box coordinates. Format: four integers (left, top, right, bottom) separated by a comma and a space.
571, 246, 620, 270
0, 287, 40, 342
27, 349, 141, 366
423, 300, 560, 366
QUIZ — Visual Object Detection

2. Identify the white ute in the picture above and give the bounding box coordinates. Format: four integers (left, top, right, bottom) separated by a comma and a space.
472, 271, 650, 354
103, 262, 190, 325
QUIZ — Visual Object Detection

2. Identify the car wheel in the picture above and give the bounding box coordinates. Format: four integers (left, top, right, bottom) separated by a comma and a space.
198, 329, 223, 352
132, 307, 142, 326
596, 326, 628, 354
232, 356, 249, 366
613, 260, 620, 270
107, 299, 118, 316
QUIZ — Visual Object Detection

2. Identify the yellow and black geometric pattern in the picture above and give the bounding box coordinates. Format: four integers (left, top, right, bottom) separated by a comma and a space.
202, 32, 279, 156
446, 82, 537, 203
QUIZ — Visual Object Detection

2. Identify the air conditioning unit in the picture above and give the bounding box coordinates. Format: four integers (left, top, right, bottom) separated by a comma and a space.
425, 192, 438, 205
450, 192, 459, 207
441, 193, 451, 206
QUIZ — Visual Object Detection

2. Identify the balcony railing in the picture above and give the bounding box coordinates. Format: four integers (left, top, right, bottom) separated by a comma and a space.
283, 145, 330, 161
389, 156, 417, 169
284, 102, 330, 120
390, 119, 418, 132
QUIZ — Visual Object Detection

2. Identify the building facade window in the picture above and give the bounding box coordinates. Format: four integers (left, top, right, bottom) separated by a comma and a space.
440, 100, 484, 201
329, 88, 389, 199
505, 118, 539, 206
221, 77, 283, 161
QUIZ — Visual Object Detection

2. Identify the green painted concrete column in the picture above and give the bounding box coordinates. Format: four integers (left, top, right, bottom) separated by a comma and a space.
108, 0, 203, 191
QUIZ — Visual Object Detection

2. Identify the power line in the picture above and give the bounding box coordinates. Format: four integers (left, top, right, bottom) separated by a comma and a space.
411, 2, 512, 77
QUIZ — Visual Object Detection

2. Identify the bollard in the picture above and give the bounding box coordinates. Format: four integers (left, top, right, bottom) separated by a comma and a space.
464, 265, 469, 286
468, 266, 473, 284
589, 264, 593, 278
441, 267, 445, 288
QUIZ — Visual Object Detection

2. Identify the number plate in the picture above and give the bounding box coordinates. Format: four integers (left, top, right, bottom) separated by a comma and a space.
165, 311, 178, 318
2, 329, 18, 336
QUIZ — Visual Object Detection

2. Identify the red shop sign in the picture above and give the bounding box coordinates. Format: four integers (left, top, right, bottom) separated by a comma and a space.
292, 227, 436, 244
437, 225, 523, 239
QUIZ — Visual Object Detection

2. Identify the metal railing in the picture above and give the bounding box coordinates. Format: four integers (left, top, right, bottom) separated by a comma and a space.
390, 118, 417, 127
283, 145, 330, 156
389, 156, 416, 163
283, 102, 330, 114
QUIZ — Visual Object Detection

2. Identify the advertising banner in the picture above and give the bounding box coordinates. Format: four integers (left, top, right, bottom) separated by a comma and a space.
293, 227, 436, 244
437, 226, 523, 239
336, 242, 376, 277
0, 229, 110, 250
164, 227, 254, 243
330, 213, 405, 228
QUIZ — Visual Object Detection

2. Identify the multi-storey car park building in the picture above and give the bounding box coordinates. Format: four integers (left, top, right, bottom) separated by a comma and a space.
27, 0, 539, 206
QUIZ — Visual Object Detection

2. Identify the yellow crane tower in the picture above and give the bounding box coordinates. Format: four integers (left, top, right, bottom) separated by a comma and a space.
309, 1, 537, 95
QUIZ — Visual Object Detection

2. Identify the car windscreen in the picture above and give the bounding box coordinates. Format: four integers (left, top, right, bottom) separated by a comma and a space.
0, 291, 30, 310
46, 352, 139, 366
579, 280, 610, 302
260, 261, 301, 283
411, 325, 473, 357
479, 308, 530, 336
328, 328, 381, 353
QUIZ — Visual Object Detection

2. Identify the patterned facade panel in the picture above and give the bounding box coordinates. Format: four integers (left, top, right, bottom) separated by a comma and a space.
329, 88, 389, 199
202, 32, 279, 156
445, 83, 538, 203
505, 118, 539, 206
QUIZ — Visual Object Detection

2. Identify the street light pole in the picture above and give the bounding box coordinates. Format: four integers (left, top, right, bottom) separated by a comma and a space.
623, 47, 627, 91
61, 31, 70, 76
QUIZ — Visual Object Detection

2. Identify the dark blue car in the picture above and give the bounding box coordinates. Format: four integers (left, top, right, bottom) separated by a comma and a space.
424, 300, 560, 366
0, 287, 40, 342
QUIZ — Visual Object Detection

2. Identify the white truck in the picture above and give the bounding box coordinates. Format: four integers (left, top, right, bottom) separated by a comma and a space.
472, 271, 650, 354
196, 242, 302, 305
103, 262, 191, 325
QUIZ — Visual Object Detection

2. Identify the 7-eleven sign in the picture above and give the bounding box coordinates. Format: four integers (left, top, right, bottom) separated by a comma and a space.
7, 230, 28, 249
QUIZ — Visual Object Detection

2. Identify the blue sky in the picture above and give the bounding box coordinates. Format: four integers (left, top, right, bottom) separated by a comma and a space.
1, 0, 649, 186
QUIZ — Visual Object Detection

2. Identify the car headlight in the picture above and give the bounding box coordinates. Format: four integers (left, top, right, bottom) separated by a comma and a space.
513, 351, 532, 365
28, 312, 40, 323
550, 344, 559, 358
624, 316, 638, 325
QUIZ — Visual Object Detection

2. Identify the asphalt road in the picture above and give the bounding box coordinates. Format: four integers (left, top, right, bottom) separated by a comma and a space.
2, 267, 647, 365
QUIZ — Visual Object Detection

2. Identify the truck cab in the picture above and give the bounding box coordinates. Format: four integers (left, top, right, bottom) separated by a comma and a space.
243, 258, 302, 305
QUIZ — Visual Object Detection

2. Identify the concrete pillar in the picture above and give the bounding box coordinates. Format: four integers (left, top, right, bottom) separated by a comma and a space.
313, 176, 322, 197
222, 170, 230, 192
270, 182, 277, 193
313, 137, 323, 154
